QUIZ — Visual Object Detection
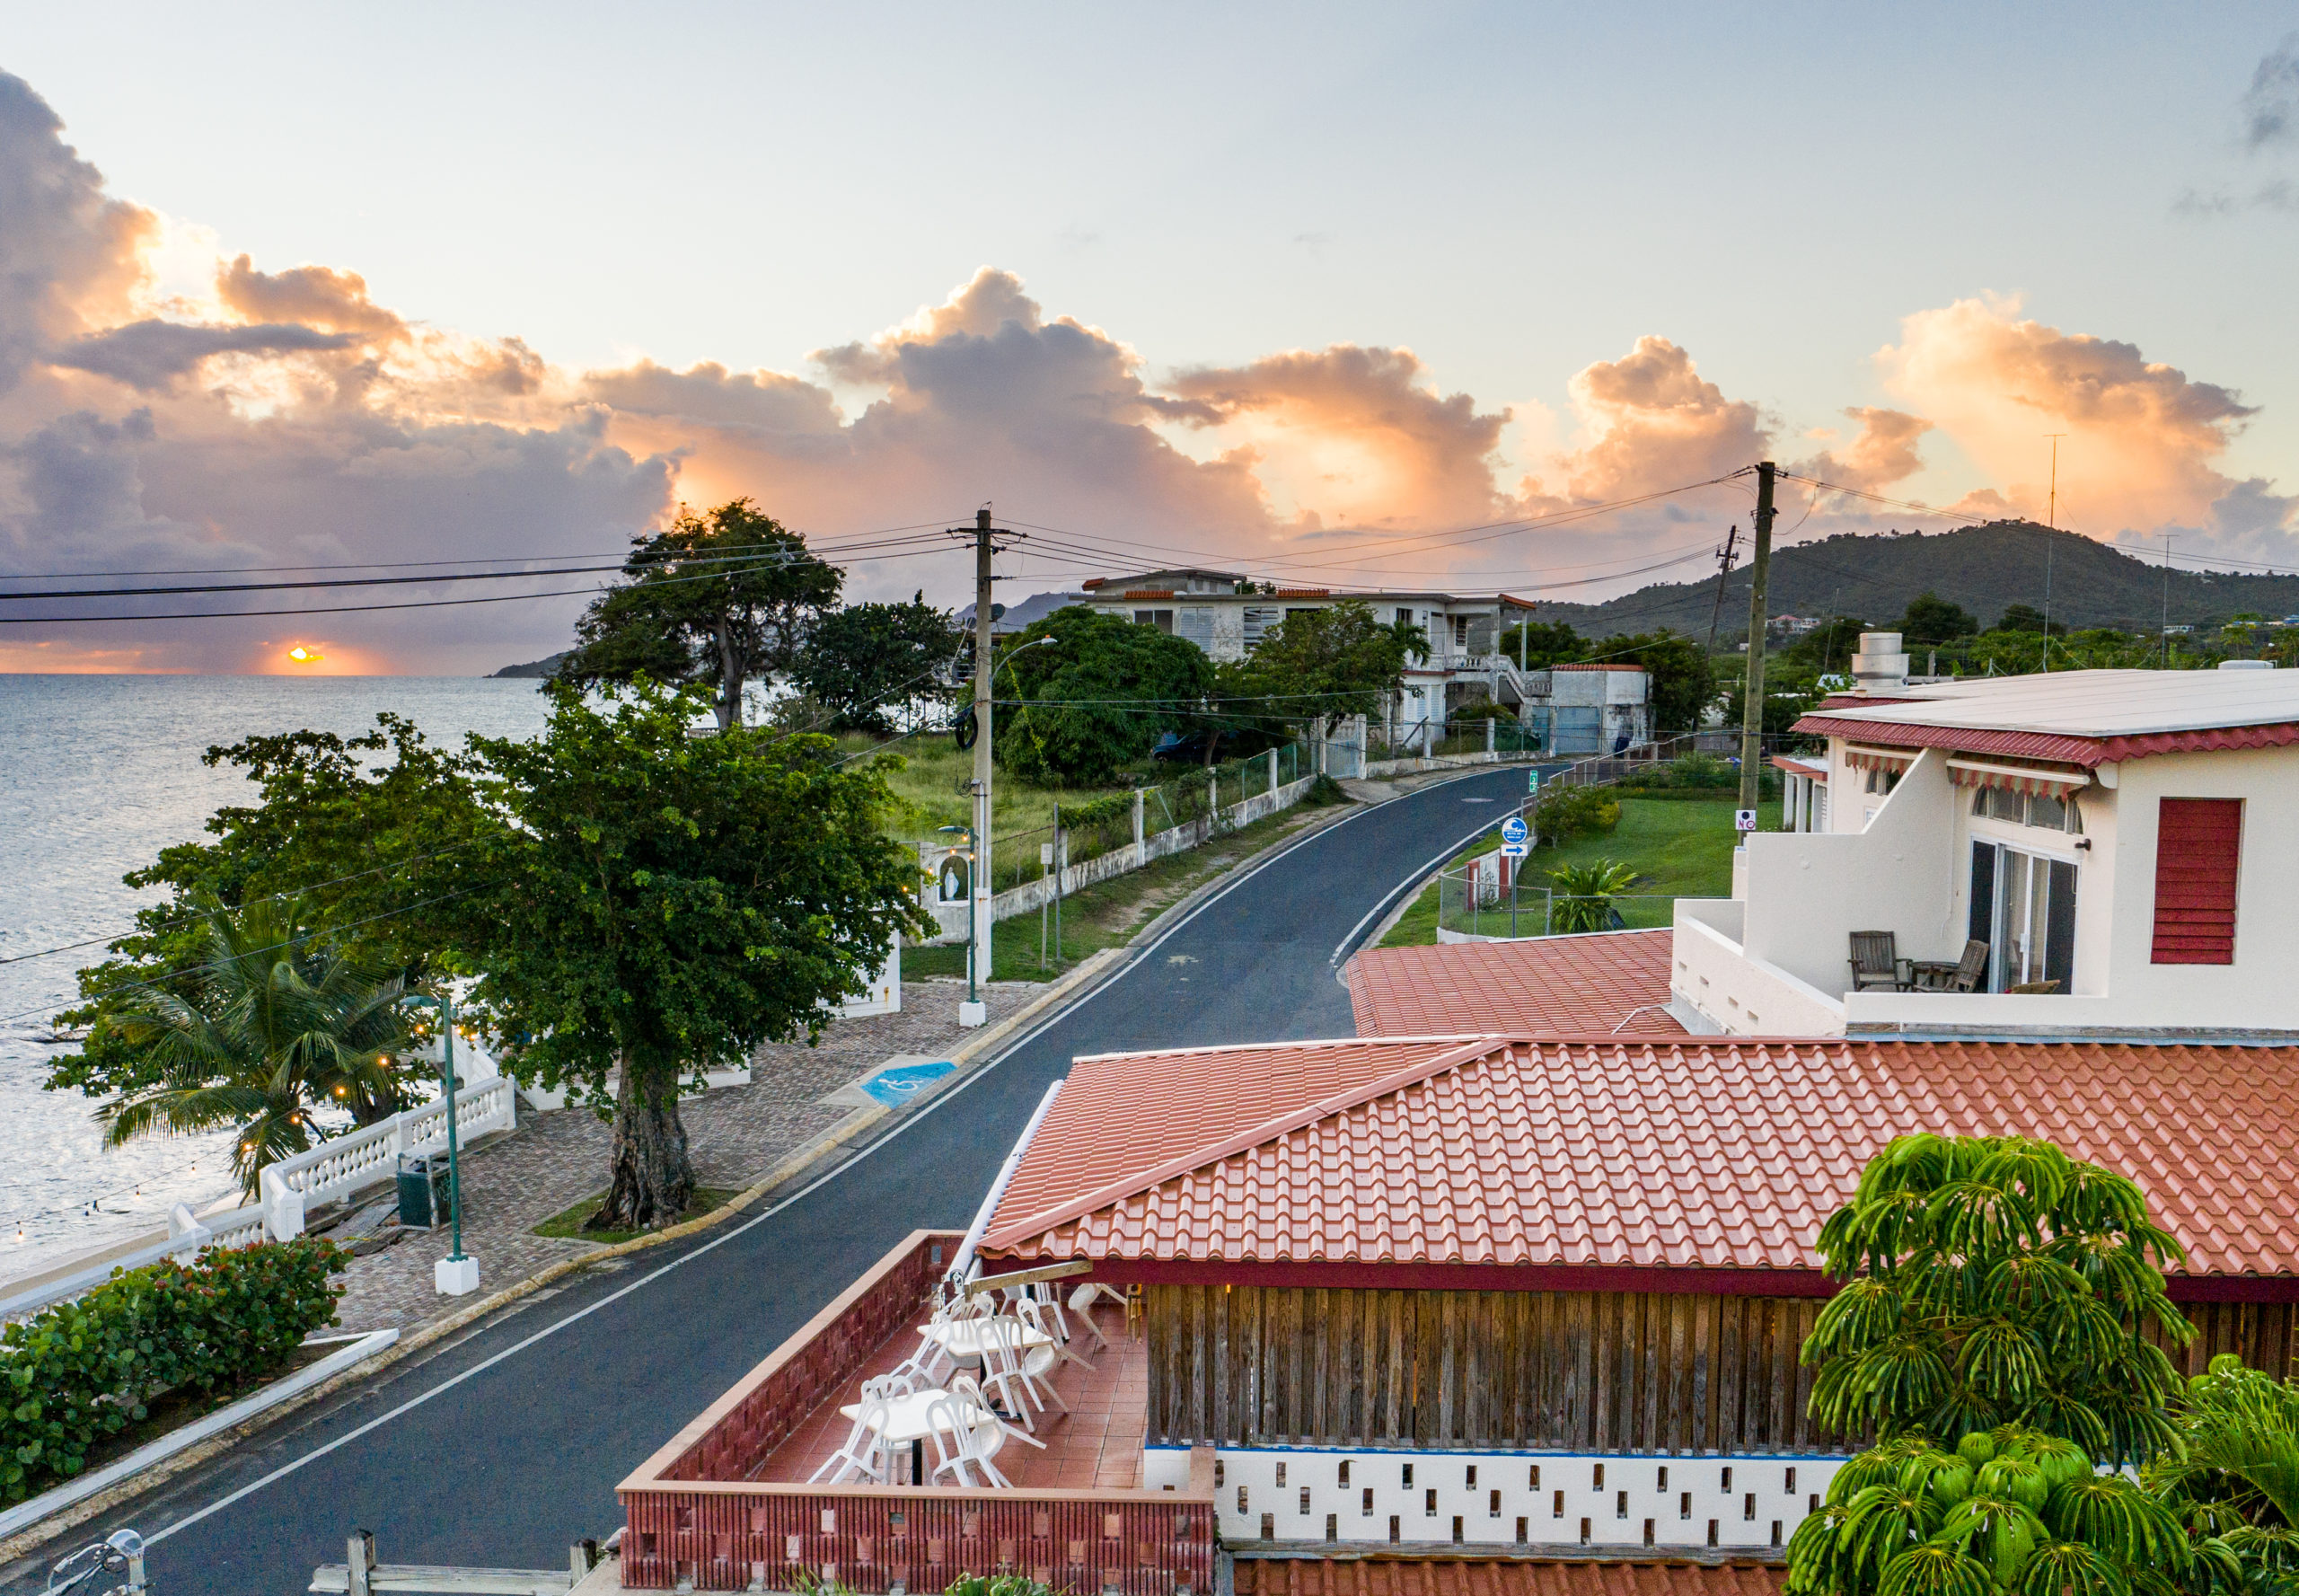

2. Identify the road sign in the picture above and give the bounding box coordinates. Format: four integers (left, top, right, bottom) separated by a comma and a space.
1501, 840, 1528, 860
1501, 816, 1529, 846
1528, 768, 1541, 793
1734, 808, 1758, 832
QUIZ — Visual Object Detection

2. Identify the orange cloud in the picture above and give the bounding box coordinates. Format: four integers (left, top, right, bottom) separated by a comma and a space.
217, 254, 406, 339
1538, 336, 1766, 504
1878, 296, 2259, 534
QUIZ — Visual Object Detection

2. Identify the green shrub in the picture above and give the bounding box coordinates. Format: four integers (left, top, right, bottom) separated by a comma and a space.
1302, 773, 1352, 807
1666, 751, 1736, 789
1532, 784, 1619, 845
1546, 860, 1640, 932
0, 1237, 344, 1502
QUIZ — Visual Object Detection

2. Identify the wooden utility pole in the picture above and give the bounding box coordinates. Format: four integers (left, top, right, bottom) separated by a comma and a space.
969, 507, 995, 1011
1705, 524, 1740, 653
1736, 463, 1777, 814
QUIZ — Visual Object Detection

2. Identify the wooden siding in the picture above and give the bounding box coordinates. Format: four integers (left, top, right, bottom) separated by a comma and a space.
1143, 1289, 2297, 1459
1143, 1286, 1844, 1456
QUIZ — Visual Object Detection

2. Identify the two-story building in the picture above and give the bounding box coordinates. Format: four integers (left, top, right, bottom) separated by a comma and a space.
1073, 569, 1547, 742
1670, 638, 2299, 1037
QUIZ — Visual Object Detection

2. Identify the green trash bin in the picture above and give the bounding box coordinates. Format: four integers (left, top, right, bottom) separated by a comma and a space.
396, 1155, 450, 1229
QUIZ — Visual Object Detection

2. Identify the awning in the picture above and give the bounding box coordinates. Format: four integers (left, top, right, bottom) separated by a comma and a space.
1946, 755, 2092, 798
1843, 744, 1917, 772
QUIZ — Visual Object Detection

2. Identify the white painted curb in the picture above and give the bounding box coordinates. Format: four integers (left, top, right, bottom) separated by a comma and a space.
0, 1327, 399, 1541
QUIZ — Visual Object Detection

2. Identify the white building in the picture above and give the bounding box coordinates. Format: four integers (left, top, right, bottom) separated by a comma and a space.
1672, 633, 2299, 1038
1073, 567, 1551, 740
1524, 661, 1652, 754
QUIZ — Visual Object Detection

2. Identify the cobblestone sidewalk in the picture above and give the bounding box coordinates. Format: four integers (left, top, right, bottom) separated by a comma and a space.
329, 979, 1032, 1334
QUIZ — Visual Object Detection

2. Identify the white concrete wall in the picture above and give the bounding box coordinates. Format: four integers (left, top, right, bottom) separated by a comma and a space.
1671, 899, 1847, 1036
1142, 1444, 1841, 1555
1742, 748, 1963, 991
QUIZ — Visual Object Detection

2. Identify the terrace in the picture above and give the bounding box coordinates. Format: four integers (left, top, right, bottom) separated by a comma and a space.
617, 1230, 1213, 1595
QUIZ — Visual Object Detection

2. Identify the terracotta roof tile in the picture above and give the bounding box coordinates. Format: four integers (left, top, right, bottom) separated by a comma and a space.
982, 1037, 2299, 1286
1345, 932, 1684, 1038
1234, 1559, 1784, 1596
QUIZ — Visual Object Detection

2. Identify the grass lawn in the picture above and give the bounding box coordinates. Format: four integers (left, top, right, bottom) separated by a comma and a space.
834, 733, 1134, 886
1378, 794, 1784, 947
532, 1186, 740, 1245
902, 791, 1352, 984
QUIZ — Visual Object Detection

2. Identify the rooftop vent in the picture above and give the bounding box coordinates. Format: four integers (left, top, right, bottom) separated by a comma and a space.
1849, 631, 1909, 695
2218, 659, 2276, 671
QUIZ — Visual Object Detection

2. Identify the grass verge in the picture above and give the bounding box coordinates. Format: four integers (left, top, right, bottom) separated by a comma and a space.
903, 789, 1352, 984
533, 1186, 740, 1245
1378, 795, 1783, 948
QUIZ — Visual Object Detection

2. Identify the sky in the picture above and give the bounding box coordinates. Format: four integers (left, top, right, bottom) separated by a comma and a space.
4, 2, 2299, 674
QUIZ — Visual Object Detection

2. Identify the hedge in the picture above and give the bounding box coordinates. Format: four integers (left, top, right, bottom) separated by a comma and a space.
2, 1237, 345, 1502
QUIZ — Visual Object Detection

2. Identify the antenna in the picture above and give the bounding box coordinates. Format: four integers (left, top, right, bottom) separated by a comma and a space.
2041, 434, 2066, 672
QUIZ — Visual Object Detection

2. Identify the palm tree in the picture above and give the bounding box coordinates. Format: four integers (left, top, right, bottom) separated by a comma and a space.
1546, 860, 1640, 933
94, 898, 418, 1196
2145, 1354, 2299, 1585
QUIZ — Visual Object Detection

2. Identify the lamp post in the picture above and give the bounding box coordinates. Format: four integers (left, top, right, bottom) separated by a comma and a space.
404, 990, 477, 1295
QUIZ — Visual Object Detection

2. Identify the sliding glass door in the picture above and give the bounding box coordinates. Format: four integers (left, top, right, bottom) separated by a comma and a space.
1969, 842, 2077, 992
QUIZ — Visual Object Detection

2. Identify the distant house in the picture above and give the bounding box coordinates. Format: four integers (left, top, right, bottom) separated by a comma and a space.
1673, 632, 2299, 1036
1074, 568, 1550, 740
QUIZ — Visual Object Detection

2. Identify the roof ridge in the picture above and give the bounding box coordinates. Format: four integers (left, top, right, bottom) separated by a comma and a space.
982, 1036, 1515, 1252
1063, 1034, 1488, 1066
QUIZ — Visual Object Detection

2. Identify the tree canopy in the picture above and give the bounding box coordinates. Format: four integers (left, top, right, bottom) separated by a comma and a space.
1496, 620, 1586, 670
461, 680, 928, 1229
559, 499, 843, 730
992, 606, 1213, 785
1993, 603, 2065, 636
1897, 590, 1981, 646
790, 594, 965, 734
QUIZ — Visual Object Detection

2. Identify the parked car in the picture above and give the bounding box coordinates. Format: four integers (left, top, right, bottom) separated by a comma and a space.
1151, 729, 1220, 763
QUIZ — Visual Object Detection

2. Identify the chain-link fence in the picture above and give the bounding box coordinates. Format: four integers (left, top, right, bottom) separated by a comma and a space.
1435, 867, 1681, 938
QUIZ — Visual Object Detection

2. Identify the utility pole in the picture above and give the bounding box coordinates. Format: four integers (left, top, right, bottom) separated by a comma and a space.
1736, 464, 1777, 816
966, 507, 995, 1024
1704, 524, 1740, 653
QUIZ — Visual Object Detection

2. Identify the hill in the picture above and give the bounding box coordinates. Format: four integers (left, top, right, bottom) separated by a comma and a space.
490, 651, 568, 678
1536, 521, 2299, 639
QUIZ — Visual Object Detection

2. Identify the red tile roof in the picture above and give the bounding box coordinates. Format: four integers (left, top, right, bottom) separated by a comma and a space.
1344, 932, 1683, 1038
1788, 715, 2299, 769
981, 1037, 2299, 1296
1236, 1560, 1784, 1596
1555, 663, 1647, 672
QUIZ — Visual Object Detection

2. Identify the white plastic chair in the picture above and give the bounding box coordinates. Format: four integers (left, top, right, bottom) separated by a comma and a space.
979, 1311, 1070, 1430
1017, 1295, 1094, 1376
1064, 1283, 1114, 1352
808, 1390, 891, 1485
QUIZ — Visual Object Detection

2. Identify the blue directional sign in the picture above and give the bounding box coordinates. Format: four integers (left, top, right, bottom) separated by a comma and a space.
1501, 815, 1528, 846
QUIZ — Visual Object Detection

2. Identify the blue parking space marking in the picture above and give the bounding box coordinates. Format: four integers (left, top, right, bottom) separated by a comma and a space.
856, 1059, 957, 1107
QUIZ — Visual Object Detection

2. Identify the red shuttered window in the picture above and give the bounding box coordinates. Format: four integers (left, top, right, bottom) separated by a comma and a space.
2152, 798, 2242, 965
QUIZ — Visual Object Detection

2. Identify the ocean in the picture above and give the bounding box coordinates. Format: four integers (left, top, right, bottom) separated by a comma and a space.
0, 675, 553, 1279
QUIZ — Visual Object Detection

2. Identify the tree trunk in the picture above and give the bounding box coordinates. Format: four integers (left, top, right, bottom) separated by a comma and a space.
587, 1049, 694, 1231
714, 614, 742, 731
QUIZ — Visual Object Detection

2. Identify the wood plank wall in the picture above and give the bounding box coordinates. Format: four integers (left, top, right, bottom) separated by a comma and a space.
1143, 1286, 1846, 1456
1142, 1289, 2297, 1458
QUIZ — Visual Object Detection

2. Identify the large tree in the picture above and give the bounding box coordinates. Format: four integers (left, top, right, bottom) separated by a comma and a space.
993, 606, 1213, 784
560, 499, 843, 732
462, 680, 928, 1230
790, 594, 965, 735
1220, 600, 1424, 728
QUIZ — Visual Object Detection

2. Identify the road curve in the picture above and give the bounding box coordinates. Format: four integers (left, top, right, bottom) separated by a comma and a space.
8, 764, 1537, 1595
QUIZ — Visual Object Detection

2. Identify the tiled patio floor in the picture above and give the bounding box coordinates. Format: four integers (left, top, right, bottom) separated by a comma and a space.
759, 1301, 1147, 1491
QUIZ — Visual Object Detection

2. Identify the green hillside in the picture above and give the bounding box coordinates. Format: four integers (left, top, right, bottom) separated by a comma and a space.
1536, 521, 2299, 639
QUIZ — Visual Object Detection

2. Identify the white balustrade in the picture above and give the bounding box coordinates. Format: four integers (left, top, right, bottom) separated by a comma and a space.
1145, 1445, 1845, 1555
259, 1071, 515, 1238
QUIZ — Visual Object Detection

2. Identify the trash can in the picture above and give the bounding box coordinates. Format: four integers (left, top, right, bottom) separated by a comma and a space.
396, 1155, 451, 1230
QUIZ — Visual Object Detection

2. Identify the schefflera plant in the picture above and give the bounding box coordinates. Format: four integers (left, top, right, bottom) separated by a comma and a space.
1784, 1133, 2208, 1594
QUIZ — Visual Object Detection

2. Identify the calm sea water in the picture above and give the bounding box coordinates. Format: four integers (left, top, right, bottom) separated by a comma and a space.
0, 676, 552, 1278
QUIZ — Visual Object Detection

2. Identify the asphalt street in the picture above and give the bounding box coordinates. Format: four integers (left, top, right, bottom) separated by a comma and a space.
7, 763, 1540, 1595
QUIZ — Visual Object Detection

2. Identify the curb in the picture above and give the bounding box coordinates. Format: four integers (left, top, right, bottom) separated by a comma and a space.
0, 796, 1362, 1567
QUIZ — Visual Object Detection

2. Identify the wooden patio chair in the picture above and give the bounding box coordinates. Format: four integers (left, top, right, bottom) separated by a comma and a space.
1909, 939, 1990, 993
1848, 931, 1912, 992
2006, 979, 2061, 995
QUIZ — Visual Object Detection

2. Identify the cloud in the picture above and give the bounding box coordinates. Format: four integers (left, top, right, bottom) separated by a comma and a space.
1793, 407, 1932, 493
1164, 345, 1509, 530
0, 72, 154, 392
585, 359, 844, 439
2245, 34, 2299, 151
216, 254, 407, 338
1535, 336, 1766, 504
47, 320, 361, 390
1877, 295, 2286, 548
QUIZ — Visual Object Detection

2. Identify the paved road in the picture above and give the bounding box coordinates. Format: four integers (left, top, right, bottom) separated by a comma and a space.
8, 764, 1537, 1594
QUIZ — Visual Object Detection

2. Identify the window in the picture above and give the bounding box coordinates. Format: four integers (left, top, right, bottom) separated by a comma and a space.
1971, 842, 2077, 992
1971, 784, 2083, 832
1450, 615, 1470, 649
1176, 607, 1215, 649
2153, 798, 2242, 965
1133, 608, 1174, 632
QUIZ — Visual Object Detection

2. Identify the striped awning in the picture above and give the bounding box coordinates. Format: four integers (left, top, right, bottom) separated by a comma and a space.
1946, 755, 2092, 798
1843, 744, 1917, 772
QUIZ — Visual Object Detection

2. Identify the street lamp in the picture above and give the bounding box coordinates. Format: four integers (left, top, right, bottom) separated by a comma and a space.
403, 990, 477, 1296
935, 824, 982, 1026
